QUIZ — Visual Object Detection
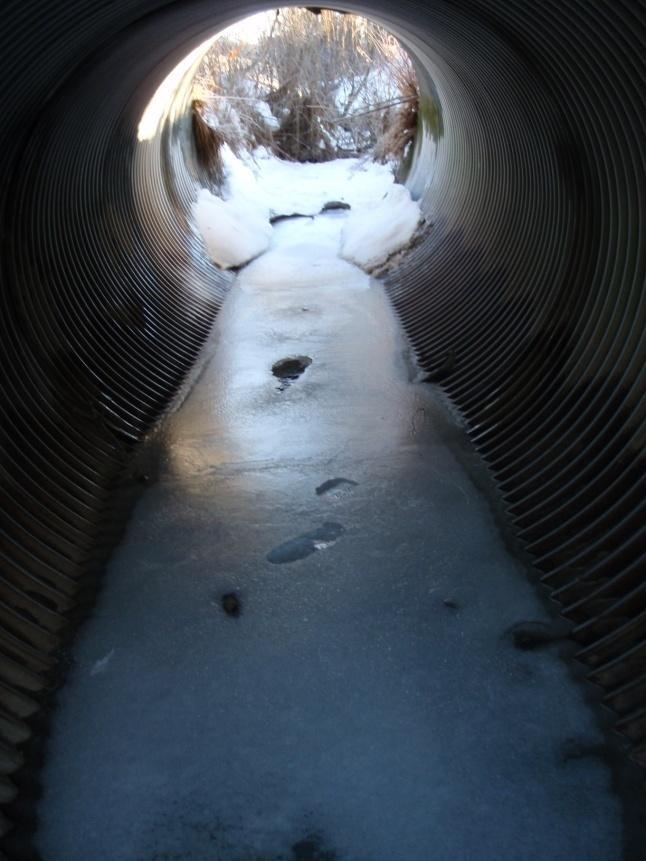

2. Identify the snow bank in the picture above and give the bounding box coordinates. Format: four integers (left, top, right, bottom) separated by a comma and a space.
221, 146, 271, 211
193, 187, 272, 269
340, 184, 421, 269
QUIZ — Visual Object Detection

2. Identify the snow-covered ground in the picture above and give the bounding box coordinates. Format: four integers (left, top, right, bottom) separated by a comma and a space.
193, 147, 422, 272
341, 183, 421, 269
193, 187, 273, 269
238, 215, 372, 295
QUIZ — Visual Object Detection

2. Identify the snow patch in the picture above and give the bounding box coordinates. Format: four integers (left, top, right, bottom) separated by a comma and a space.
341, 184, 422, 269
253, 99, 280, 131
234, 150, 399, 218
193, 187, 272, 269
222, 146, 271, 210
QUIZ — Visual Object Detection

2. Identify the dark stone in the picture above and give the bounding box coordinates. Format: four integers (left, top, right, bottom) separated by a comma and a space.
320, 200, 351, 212
270, 212, 314, 224
272, 356, 312, 386
221, 593, 241, 617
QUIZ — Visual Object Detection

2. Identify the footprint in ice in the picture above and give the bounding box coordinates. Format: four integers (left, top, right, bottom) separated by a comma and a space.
267, 522, 345, 564
292, 832, 337, 860
560, 737, 608, 764
315, 477, 358, 496
506, 620, 565, 650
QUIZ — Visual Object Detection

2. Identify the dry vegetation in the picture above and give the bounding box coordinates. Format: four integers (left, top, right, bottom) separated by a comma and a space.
371, 35, 419, 163
191, 100, 227, 186
192, 8, 419, 178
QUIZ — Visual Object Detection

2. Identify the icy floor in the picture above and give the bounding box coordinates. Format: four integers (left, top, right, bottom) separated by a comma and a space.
36, 210, 624, 860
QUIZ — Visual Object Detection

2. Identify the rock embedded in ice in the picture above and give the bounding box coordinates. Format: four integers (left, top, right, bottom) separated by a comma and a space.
221, 593, 241, 617
269, 213, 314, 224
320, 200, 351, 212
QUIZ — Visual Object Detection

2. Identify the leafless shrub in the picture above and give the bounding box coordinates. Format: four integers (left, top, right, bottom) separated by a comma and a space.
363, 29, 419, 162
192, 8, 419, 163
191, 99, 225, 185
372, 79, 418, 163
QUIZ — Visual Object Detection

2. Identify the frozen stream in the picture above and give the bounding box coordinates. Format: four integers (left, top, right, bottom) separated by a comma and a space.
36, 203, 623, 860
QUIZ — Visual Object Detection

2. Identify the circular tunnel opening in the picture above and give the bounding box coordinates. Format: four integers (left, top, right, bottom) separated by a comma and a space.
0, 1, 644, 858
134, 6, 438, 286
191, 9, 422, 170
182, 8, 430, 276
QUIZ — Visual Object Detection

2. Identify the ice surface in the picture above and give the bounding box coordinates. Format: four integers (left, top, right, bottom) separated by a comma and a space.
237, 218, 370, 294
38, 211, 623, 861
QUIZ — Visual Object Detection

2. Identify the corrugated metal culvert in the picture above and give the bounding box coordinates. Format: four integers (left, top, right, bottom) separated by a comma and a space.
0, 0, 644, 858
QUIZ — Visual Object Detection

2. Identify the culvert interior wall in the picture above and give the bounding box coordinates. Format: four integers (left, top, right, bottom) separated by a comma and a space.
0, 0, 644, 856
